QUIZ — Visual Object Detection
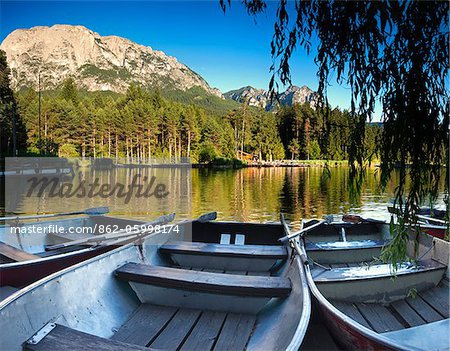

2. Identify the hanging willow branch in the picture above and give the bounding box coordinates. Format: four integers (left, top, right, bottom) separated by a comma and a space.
221, 0, 449, 260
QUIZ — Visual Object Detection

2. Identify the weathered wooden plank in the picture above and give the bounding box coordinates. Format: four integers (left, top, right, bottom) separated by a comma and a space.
160, 242, 287, 259
150, 308, 201, 350
356, 303, 404, 333
180, 311, 227, 350
0, 241, 39, 262
419, 287, 449, 318
115, 263, 291, 298
406, 296, 443, 323
24, 324, 148, 351
111, 304, 177, 345
332, 301, 372, 330
213, 314, 256, 351
390, 300, 426, 327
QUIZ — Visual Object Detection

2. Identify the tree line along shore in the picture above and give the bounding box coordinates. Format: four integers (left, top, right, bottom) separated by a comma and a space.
2, 69, 382, 166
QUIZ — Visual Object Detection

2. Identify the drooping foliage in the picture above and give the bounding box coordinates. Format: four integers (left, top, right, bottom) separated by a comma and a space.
221, 0, 449, 254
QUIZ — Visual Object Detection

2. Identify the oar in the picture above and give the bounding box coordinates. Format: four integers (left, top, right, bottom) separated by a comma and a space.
416, 214, 447, 225
279, 213, 309, 265
46, 212, 176, 251
279, 215, 333, 243
1, 207, 109, 221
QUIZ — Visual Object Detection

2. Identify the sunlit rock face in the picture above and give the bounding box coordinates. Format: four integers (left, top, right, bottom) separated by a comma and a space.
0, 24, 222, 97
224, 85, 317, 111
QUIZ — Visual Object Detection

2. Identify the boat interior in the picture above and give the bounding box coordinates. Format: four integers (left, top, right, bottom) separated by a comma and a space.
304, 220, 391, 264
2, 220, 309, 351
307, 228, 449, 351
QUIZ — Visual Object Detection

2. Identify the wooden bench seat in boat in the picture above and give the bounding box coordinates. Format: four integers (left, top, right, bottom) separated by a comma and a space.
116, 263, 292, 313
314, 259, 446, 302
0, 241, 39, 262
314, 259, 445, 283
111, 303, 256, 351
23, 323, 150, 351
115, 263, 291, 298
305, 239, 389, 264
160, 241, 288, 271
305, 239, 388, 251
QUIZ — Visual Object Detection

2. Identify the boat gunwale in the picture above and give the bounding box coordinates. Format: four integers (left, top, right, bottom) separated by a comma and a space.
299, 239, 422, 351
285, 252, 311, 351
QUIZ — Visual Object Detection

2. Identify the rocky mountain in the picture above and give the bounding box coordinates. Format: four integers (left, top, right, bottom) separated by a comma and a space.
225, 85, 317, 110
0, 24, 222, 97
223, 86, 270, 109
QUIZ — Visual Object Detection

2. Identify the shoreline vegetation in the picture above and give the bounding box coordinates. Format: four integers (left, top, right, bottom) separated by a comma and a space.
2, 76, 382, 165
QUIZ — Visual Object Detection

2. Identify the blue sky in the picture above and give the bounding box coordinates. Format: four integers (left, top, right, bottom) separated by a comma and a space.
1, 1, 356, 112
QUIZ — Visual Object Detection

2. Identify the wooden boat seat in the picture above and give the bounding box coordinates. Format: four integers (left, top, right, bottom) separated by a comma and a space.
115, 263, 291, 298
305, 239, 388, 251
314, 259, 446, 283
24, 323, 150, 351
160, 241, 287, 258
0, 241, 39, 262
160, 241, 287, 272
382, 319, 450, 350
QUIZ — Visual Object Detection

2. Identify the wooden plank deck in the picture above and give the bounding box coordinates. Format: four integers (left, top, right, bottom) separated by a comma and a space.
390, 300, 425, 327
356, 303, 404, 333
213, 314, 256, 351
110, 304, 256, 351
180, 311, 227, 350
418, 286, 449, 318
332, 282, 448, 333
332, 301, 372, 329
150, 309, 201, 350
24, 324, 148, 351
111, 304, 177, 345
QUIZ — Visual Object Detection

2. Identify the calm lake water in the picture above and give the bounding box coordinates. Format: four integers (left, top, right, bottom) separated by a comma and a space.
4, 166, 446, 229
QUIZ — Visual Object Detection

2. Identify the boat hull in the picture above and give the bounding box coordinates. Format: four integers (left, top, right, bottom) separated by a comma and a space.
0, 246, 114, 288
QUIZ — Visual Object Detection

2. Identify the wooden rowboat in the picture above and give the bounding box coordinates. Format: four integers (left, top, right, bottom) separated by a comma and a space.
0, 207, 172, 299
0, 215, 311, 351
301, 220, 449, 351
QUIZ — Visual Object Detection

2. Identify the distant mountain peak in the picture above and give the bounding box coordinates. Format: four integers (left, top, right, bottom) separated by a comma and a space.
224, 84, 317, 110
0, 24, 222, 97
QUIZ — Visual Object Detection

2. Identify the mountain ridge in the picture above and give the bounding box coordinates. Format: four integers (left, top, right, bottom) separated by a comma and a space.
0, 24, 222, 97
224, 85, 317, 111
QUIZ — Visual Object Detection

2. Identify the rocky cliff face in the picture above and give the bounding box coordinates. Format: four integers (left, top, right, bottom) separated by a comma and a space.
0, 24, 222, 96
225, 85, 317, 110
